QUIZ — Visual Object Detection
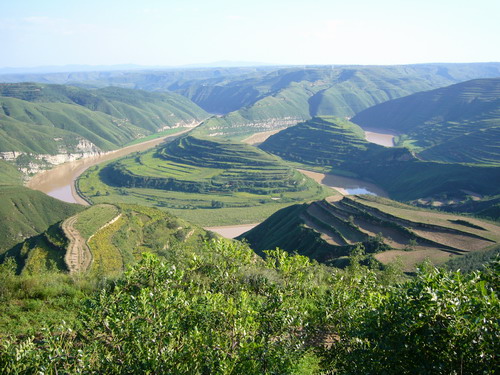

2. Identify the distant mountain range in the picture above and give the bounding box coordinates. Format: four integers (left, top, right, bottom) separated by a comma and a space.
0, 61, 275, 75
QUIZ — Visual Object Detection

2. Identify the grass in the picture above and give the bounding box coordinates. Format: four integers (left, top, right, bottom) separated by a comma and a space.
352, 78, 500, 165
123, 127, 190, 147
0, 160, 22, 186
260, 116, 500, 202
0, 83, 207, 155
77, 135, 333, 226
74, 204, 120, 240
0, 185, 83, 254
88, 216, 125, 276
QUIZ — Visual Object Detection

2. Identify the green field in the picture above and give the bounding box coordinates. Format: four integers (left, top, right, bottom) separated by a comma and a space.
77, 135, 333, 225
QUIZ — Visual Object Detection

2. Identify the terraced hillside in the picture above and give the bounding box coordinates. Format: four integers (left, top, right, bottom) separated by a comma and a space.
77, 135, 332, 225
260, 117, 500, 202
0, 83, 208, 162
4, 204, 210, 275
0, 185, 83, 254
239, 195, 500, 271
352, 78, 500, 165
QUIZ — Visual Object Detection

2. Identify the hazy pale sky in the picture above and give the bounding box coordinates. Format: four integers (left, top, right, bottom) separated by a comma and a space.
1, 0, 499, 68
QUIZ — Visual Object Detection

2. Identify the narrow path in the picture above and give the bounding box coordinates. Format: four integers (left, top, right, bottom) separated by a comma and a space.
63, 204, 122, 273
62, 215, 92, 273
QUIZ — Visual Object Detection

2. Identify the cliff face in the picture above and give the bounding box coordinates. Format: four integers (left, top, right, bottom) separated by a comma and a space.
0, 138, 105, 175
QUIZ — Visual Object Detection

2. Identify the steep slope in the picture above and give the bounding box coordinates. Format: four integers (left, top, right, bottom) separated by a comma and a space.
0, 185, 83, 253
4, 203, 211, 275
351, 78, 500, 165
259, 117, 500, 202
239, 195, 500, 271
0, 160, 22, 185
0, 83, 208, 168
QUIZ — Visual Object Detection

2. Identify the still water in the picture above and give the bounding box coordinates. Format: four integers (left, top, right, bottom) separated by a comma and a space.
299, 170, 389, 198
363, 128, 396, 147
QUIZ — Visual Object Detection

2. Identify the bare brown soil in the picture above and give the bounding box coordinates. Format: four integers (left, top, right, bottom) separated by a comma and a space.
62, 205, 122, 273
62, 215, 92, 273
241, 129, 287, 145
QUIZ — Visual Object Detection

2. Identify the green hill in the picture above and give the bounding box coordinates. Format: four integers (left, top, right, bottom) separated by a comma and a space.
0, 160, 22, 185
0, 83, 208, 157
0, 185, 83, 254
4, 203, 210, 275
351, 78, 500, 165
189, 64, 500, 138
239, 195, 500, 271
3, 64, 499, 140
76, 135, 332, 226
259, 117, 500, 202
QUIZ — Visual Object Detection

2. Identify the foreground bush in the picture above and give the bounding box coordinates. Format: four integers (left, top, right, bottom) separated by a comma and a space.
0, 240, 498, 374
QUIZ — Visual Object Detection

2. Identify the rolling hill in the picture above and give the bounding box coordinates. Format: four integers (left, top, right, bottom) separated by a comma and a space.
76, 135, 332, 226
2, 64, 500, 140
239, 195, 500, 271
4, 203, 210, 275
259, 117, 500, 203
181, 63, 500, 138
351, 78, 500, 165
0, 83, 208, 170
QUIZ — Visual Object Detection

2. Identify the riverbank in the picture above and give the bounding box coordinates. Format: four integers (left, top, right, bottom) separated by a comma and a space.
26, 129, 192, 204
204, 223, 259, 238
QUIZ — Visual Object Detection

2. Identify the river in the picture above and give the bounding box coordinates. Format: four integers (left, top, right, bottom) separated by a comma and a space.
363, 128, 396, 147
26, 127, 390, 239
298, 169, 388, 197
26, 130, 190, 204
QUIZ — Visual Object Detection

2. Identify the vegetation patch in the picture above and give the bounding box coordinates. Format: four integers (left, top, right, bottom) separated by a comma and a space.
352, 78, 500, 165
77, 135, 333, 226
260, 116, 500, 202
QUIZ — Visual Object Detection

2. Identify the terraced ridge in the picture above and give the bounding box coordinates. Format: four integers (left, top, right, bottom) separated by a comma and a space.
62, 214, 93, 273
62, 204, 121, 273
352, 78, 500, 165
239, 195, 500, 271
104, 135, 308, 195
260, 116, 500, 202
4, 203, 210, 276
77, 134, 331, 226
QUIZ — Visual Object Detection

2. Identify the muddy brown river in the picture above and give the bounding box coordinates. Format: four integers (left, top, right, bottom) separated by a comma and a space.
363, 128, 396, 147
26, 128, 391, 238
26, 131, 190, 204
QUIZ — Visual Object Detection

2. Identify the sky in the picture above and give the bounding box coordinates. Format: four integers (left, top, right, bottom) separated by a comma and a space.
1, 0, 499, 68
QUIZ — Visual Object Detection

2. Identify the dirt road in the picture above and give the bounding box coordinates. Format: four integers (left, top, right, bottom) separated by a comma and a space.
62, 215, 93, 273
